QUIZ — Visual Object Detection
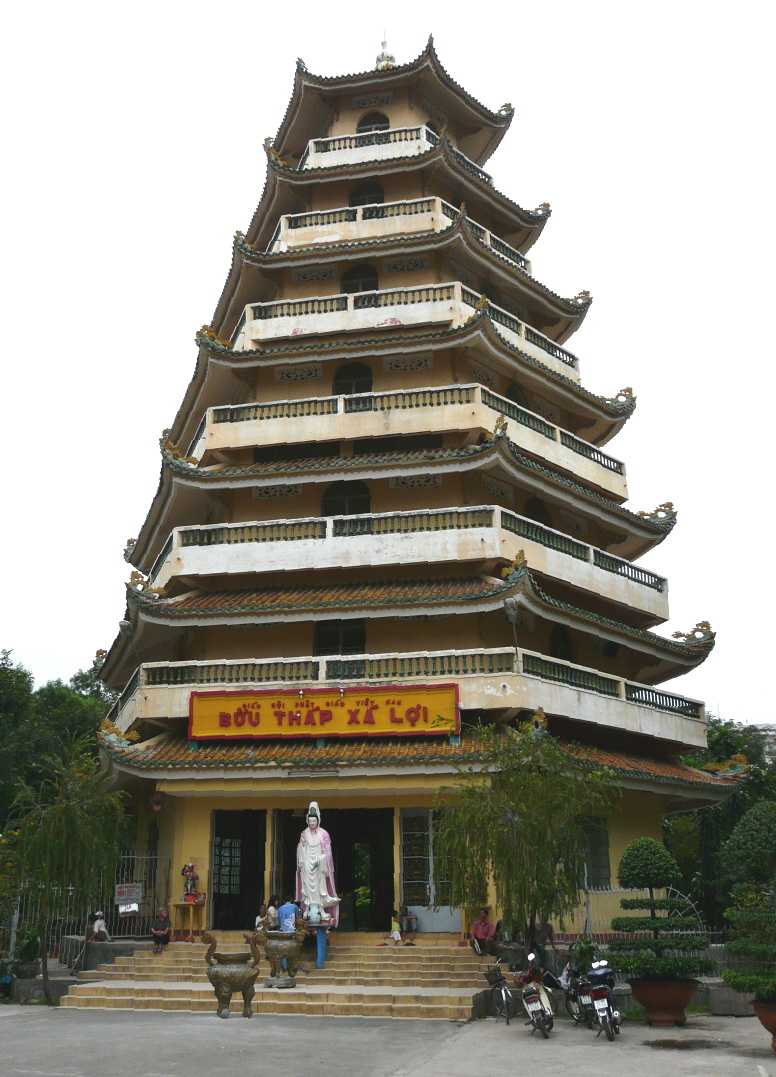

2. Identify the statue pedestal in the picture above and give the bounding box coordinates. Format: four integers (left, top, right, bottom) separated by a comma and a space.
315, 926, 328, 969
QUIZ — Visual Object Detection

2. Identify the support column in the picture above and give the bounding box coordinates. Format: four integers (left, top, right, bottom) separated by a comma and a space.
263, 808, 274, 904
393, 807, 401, 912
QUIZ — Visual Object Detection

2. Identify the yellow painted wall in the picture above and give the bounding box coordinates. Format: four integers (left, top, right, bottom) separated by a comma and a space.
150, 780, 673, 933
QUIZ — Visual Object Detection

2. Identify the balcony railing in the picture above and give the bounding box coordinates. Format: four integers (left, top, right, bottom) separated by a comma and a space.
151, 503, 665, 596
297, 125, 492, 185
200, 382, 623, 481
237, 282, 579, 376
114, 647, 704, 725
268, 196, 530, 274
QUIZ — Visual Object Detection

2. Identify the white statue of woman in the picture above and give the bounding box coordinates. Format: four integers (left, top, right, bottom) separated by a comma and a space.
295, 801, 339, 926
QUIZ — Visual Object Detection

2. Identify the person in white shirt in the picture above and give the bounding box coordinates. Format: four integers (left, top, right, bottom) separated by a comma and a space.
90, 912, 111, 942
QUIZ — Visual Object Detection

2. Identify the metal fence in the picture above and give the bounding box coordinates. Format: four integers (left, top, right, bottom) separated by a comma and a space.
11, 855, 169, 958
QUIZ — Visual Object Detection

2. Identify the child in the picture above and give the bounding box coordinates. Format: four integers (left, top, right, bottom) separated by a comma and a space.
267, 895, 280, 929
255, 903, 268, 931
399, 905, 417, 946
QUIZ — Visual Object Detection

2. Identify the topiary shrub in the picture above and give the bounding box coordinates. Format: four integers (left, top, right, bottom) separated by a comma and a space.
719, 800, 776, 886
722, 886, 776, 1001
609, 837, 711, 980
719, 802, 776, 1004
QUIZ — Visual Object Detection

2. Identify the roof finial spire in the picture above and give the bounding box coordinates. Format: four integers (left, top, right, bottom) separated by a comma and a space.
375, 31, 395, 71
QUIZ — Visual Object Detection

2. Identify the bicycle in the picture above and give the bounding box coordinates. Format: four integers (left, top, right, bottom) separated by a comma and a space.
484, 959, 515, 1024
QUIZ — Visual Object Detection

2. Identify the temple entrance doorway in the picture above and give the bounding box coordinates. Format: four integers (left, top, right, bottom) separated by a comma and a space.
273, 808, 394, 931
211, 809, 266, 930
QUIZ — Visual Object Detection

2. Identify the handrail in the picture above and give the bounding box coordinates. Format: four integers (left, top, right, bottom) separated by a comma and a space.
204, 383, 618, 474
115, 649, 704, 722
157, 503, 664, 592
271, 195, 530, 273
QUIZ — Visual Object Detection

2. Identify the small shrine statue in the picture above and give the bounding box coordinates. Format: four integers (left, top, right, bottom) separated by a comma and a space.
295, 801, 339, 926
181, 862, 199, 897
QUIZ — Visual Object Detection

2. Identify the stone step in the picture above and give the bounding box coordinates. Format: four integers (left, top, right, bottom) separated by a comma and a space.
62, 990, 474, 1019
62, 995, 472, 1019
81, 971, 484, 988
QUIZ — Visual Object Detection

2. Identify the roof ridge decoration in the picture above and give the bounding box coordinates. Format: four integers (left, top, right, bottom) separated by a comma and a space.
498, 557, 714, 661
193, 316, 634, 419
262, 135, 549, 223
156, 436, 673, 536
99, 729, 734, 790
124, 555, 711, 665
235, 217, 589, 319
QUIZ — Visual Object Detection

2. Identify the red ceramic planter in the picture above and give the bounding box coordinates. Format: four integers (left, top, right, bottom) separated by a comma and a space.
753, 1001, 776, 1054
629, 978, 699, 1026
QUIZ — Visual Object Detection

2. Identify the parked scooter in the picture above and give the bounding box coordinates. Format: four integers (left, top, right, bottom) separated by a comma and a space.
579, 959, 620, 1041
517, 952, 559, 1038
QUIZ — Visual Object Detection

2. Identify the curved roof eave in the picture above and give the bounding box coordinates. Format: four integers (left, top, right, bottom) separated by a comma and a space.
235, 209, 592, 336
274, 38, 514, 165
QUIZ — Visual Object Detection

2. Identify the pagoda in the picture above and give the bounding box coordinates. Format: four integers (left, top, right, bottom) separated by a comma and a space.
101, 38, 728, 936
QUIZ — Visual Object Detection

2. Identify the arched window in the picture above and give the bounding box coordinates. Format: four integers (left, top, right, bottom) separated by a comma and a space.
321, 480, 371, 518
349, 180, 385, 208
357, 111, 390, 134
341, 262, 378, 295
332, 362, 373, 396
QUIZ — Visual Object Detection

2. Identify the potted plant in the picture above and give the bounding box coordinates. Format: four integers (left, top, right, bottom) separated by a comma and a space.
719, 801, 776, 1052
609, 837, 711, 1026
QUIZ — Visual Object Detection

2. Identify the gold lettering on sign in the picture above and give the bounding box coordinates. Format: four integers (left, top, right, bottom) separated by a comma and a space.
189, 684, 459, 740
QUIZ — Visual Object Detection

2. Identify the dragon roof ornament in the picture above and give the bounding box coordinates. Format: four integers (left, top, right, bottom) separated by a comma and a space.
671, 621, 715, 647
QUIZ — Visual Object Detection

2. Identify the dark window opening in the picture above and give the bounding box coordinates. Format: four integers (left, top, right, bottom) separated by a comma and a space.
601, 640, 620, 659
506, 382, 530, 408
253, 441, 341, 465
356, 111, 390, 134
549, 624, 575, 663
582, 818, 611, 890
321, 480, 371, 517
341, 262, 378, 295
333, 362, 373, 396
352, 433, 443, 455
313, 619, 366, 656
349, 180, 385, 208
524, 496, 553, 527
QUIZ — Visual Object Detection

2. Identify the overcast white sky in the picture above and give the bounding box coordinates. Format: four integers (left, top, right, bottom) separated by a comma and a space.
1, 1, 773, 723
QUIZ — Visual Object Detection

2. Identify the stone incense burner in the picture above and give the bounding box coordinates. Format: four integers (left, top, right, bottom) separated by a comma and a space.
202, 931, 261, 1018
257, 922, 307, 988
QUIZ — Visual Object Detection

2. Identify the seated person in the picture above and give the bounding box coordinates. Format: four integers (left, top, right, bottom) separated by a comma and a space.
90, 911, 111, 942
470, 906, 497, 956
150, 908, 171, 953
277, 896, 299, 933
385, 910, 403, 946
266, 895, 280, 929
254, 902, 268, 931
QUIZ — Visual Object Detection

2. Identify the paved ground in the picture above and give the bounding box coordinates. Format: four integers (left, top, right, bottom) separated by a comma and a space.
1, 1008, 774, 1077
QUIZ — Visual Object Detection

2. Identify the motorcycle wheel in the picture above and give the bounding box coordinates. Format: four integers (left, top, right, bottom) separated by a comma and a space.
501, 986, 511, 1026
492, 986, 505, 1021
564, 994, 584, 1024
602, 1016, 615, 1042
539, 1018, 550, 1039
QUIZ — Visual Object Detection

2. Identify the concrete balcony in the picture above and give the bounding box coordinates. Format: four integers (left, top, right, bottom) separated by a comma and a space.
190, 383, 627, 498
266, 196, 531, 274
148, 504, 667, 621
233, 282, 581, 382
296, 125, 492, 185
108, 648, 706, 749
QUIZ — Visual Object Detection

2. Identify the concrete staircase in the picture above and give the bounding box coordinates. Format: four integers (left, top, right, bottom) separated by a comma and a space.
62, 932, 490, 1019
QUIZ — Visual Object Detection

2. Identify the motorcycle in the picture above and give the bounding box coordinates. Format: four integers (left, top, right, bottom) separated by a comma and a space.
581, 959, 621, 1041
517, 952, 558, 1038
562, 963, 596, 1028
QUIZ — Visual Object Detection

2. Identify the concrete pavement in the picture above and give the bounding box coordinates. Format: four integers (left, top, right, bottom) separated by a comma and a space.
1, 1008, 774, 1077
